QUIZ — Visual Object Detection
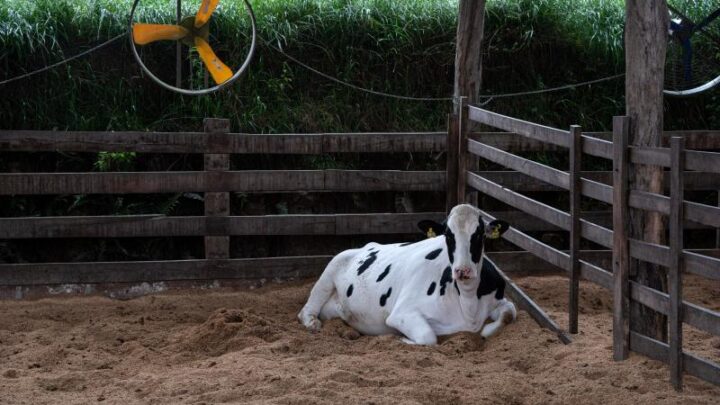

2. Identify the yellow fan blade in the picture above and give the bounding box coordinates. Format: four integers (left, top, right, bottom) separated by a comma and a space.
133, 24, 188, 45
194, 37, 233, 85
195, 0, 220, 28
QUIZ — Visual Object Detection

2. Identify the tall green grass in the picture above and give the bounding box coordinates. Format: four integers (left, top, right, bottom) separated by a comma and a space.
0, 0, 718, 132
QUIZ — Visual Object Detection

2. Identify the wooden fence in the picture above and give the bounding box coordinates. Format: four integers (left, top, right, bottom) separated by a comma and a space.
0, 119, 453, 285
1, 111, 719, 389
457, 105, 720, 389
0, 121, 648, 285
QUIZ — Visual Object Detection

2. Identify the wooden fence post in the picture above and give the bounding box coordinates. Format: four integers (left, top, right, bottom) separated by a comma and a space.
446, 113, 460, 213
457, 97, 469, 204
569, 125, 582, 334
204, 118, 231, 259
612, 115, 631, 361
669, 136, 685, 390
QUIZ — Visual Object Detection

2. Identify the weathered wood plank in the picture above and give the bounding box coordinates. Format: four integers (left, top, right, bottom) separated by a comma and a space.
627, 281, 720, 337
468, 132, 563, 152
2, 169, 715, 196
467, 172, 571, 230
0, 170, 447, 195
468, 139, 569, 189
203, 119, 231, 260
668, 137, 684, 389
0, 213, 447, 239
0, 216, 205, 238
612, 115, 631, 361
4, 128, 716, 154
467, 106, 570, 147
446, 115, 460, 212
683, 251, 720, 280
630, 331, 720, 387
569, 126, 582, 334
685, 150, 720, 173
0, 131, 447, 154
629, 145, 720, 174
0, 256, 334, 286
0, 250, 617, 287
579, 260, 613, 290
477, 208, 570, 271
630, 146, 671, 167
629, 190, 720, 228
457, 100, 470, 203
486, 252, 572, 344
582, 136, 613, 160
586, 130, 720, 149
581, 178, 613, 204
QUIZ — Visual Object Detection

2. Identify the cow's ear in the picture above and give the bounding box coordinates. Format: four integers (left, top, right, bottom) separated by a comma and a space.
485, 220, 509, 239
417, 220, 445, 238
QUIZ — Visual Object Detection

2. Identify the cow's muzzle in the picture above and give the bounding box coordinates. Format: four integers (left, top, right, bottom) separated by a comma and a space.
453, 267, 474, 281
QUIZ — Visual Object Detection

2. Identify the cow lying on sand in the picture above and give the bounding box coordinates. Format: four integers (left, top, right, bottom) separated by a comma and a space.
298, 204, 517, 345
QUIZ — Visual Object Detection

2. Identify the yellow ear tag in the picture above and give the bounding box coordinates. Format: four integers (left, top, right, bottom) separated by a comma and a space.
426, 227, 436, 238
489, 226, 501, 239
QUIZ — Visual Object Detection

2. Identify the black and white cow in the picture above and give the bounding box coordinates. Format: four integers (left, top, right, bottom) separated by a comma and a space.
298, 204, 516, 345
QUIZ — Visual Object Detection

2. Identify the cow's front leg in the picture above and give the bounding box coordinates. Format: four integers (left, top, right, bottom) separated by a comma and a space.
481, 299, 516, 339
386, 310, 437, 345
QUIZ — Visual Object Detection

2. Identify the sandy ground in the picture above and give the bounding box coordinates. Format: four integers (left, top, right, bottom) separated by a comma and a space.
0, 274, 718, 405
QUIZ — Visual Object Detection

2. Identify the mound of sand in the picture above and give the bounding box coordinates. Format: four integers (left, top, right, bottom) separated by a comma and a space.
0, 274, 718, 404
176, 308, 284, 356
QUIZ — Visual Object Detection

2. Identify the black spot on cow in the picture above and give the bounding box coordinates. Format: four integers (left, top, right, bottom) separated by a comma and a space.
357, 250, 379, 275
380, 287, 392, 307
346, 284, 354, 297
399, 241, 418, 247
376, 264, 391, 282
427, 282, 436, 296
470, 223, 485, 263
425, 248, 443, 260
476, 259, 506, 300
454, 281, 460, 295
445, 230, 456, 263
439, 266, 452, 296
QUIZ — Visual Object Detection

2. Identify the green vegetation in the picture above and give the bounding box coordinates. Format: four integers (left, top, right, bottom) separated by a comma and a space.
1, 0, 717, 134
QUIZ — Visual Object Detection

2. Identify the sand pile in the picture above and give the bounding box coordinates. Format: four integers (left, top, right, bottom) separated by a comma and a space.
0, 274, 718, 404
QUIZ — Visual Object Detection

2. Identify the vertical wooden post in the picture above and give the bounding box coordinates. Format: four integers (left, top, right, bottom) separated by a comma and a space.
457, 97, 469, 204
446, 114, 460, 214
204, 118, 231, 260
612, 115, 631, 361
669, 136, 685, 390
569, 125, 582, 334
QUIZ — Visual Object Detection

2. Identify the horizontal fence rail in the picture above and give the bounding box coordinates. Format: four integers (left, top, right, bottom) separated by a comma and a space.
0, 170, 446, 195
0, 213, 446, 239
0, 131, 447, 154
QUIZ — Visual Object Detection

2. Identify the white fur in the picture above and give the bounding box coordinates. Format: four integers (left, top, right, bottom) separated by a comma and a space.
298, 204, 516, 345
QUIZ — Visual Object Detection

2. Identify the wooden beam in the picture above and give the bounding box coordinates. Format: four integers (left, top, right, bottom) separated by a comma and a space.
630, 332, 720, 388
486, 254, 572, 344
453, 0, 486, 112
468, 106, 570, 148
0, 213, 446, 239
446, 114, 460, 212
569, 125, 582, 334
612, 115, 631, 361
0, 170, 447, 195
204, 119, 231, 260
0, 256, 333, 286
0, 131, 446, 154
668, 137, 685, 389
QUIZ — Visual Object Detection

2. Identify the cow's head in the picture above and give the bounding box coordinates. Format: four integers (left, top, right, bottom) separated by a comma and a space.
418, 204, 508, 283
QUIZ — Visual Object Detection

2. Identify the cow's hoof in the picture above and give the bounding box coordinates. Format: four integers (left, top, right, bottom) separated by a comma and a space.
305, 316, 322, 333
